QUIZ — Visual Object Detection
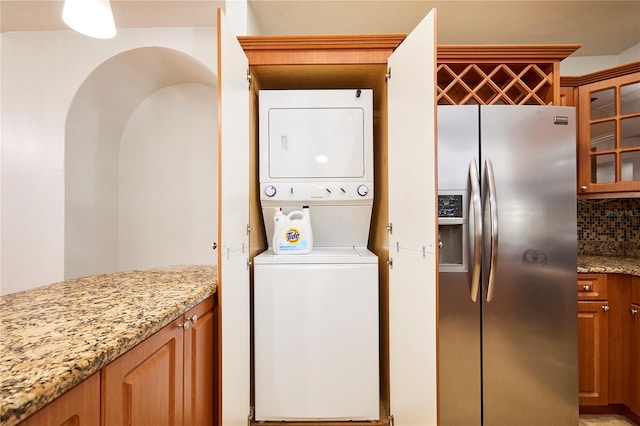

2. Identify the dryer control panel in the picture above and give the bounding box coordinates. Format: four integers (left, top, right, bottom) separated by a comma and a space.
261, 182, 374, 202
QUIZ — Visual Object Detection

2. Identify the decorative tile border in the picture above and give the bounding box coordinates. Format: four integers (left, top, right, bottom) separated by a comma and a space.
577, 198, 640, 257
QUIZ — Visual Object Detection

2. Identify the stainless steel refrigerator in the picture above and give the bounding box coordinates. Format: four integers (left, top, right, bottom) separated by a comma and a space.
437, 105, 579, 426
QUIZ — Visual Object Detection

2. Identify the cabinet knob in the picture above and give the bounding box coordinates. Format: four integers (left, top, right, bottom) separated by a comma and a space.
190, 314, 198, 324
631, 308, 638, 315
602, 305, 610, 312
580, 185, 588, 192
177, 321, 191, 330
582, 284, 591, 292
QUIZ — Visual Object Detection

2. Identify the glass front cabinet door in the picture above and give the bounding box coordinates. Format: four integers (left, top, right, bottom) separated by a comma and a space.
577, 72, 640, 196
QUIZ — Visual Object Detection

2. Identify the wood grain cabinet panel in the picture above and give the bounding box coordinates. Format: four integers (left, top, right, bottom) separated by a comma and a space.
102, 296, 216, 426
630, 302, 640, 416
578, 274, 608, 300
578, 300, 609, 405
632, 277, 640, 305
18, 373, 100, 426
102, 317, 185, 426
183, 296, 217, 426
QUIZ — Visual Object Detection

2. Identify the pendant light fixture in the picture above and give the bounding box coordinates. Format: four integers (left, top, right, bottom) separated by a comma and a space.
62, 0, 117, 39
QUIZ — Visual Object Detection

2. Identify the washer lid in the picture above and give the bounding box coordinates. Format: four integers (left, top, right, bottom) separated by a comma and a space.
254, 247, 378, 264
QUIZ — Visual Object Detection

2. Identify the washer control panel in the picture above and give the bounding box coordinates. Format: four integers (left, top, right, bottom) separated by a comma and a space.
261, 182, 373, 201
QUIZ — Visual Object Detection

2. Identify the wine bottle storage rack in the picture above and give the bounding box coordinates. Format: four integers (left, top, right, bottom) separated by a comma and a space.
436, 45, 580, 106
437, 62, 554, 105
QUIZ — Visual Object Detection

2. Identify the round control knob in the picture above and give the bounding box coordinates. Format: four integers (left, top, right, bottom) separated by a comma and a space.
356, 184, 369, 197
264, 185, 277, 197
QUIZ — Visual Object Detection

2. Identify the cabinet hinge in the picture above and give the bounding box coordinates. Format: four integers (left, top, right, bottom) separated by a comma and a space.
385, 67, 392, 82
247, 69, 252, 87
247, 224, 252, 235
386, 222, 393, 234
389, 413, 395, 426
387, 257, 393, 269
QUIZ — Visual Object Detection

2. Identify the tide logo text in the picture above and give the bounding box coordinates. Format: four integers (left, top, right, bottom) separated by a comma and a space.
286, 228, 301, 243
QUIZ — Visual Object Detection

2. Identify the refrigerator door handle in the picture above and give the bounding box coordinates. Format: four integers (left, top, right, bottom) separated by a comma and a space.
468, 159, 482, 302
485, 159, 498, 302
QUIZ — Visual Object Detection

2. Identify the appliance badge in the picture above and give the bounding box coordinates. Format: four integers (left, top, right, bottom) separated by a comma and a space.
286, 228, 301, 243
522, 249, 547, 265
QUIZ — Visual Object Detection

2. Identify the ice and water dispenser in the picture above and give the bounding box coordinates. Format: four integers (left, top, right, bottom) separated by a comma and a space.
438, 192, 468, 272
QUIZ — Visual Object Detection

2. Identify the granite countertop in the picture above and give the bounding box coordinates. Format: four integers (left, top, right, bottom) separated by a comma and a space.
0, 265, 217, 426
578, 255, 640, 277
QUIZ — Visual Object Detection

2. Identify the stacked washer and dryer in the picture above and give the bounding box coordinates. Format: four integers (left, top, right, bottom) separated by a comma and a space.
254, 89, 380, 422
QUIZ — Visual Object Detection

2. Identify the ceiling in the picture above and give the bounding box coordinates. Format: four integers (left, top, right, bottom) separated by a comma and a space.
1, 0, 639, 57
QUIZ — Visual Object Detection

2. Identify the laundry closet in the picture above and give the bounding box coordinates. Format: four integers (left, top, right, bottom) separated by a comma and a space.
216, 9, 438, 426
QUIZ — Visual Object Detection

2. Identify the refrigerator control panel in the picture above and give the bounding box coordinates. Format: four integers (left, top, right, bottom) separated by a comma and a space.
438, 192, 467, 272
438, 194, 463, 218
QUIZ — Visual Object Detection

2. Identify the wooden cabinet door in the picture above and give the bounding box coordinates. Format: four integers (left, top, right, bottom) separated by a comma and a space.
102, 318, 184, 426
630, 303, 640, 415
387, 8, 437, 426
183, 296, 217, 426
18, 373, 100, 426
576, 72, 640, 196
578, 301, 609, 405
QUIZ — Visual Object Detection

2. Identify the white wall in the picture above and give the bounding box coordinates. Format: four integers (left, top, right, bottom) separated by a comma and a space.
118, 83, 217, 271
227, 0, 262, 35
63, 46, 217, 281
561, 42, 640, 75
1, 27, 217, 294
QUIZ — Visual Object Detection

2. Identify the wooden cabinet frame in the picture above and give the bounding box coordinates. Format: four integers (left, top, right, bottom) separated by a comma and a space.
562, 62, 640, 198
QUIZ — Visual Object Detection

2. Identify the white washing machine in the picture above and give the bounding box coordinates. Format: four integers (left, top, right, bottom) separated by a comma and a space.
255, 89, 379, 421
254, 247, 379, 421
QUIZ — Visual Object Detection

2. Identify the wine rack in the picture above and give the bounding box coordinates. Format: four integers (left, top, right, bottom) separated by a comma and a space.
437, 45, 580, 106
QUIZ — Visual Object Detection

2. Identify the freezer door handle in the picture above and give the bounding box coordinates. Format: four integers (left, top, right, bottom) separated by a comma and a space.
485, 159, 498, 302
468, 159, 482, 302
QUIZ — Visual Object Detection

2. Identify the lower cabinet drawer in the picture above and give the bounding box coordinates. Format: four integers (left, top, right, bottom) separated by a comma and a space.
578, 274, 608, 301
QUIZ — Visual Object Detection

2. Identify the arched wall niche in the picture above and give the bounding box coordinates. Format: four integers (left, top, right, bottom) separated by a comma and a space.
65, 46, 218, 279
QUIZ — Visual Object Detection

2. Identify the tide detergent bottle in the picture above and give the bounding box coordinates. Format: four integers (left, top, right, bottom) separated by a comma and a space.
273, 206, 313, 254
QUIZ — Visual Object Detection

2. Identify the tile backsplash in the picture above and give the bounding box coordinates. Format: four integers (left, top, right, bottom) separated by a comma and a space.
577, 198, 640, 257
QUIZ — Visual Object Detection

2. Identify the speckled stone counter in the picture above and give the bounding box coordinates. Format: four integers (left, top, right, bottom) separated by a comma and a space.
0, 265, 217, 426
578, 255, 640, 277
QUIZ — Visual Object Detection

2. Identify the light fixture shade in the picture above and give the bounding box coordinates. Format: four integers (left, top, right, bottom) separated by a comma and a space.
62, 0, 116, 39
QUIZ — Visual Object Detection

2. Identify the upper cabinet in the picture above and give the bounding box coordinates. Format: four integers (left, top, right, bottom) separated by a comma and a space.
563, 62, 640, 198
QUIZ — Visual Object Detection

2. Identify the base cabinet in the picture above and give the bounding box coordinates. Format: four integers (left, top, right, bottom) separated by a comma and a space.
578, 300, 609, 405
630, 277, 640, 416
578, 274, 640, 421
103, 296, 217, 426
630, 302, 640, 416
18, 373, 100, 426
18, 296, 216, 426
183, 296, 218, 426
102, 316, 185, 425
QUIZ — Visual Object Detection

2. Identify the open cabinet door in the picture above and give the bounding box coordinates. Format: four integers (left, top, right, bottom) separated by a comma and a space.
217, 8, 250, 426
387, 9, 438, 426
